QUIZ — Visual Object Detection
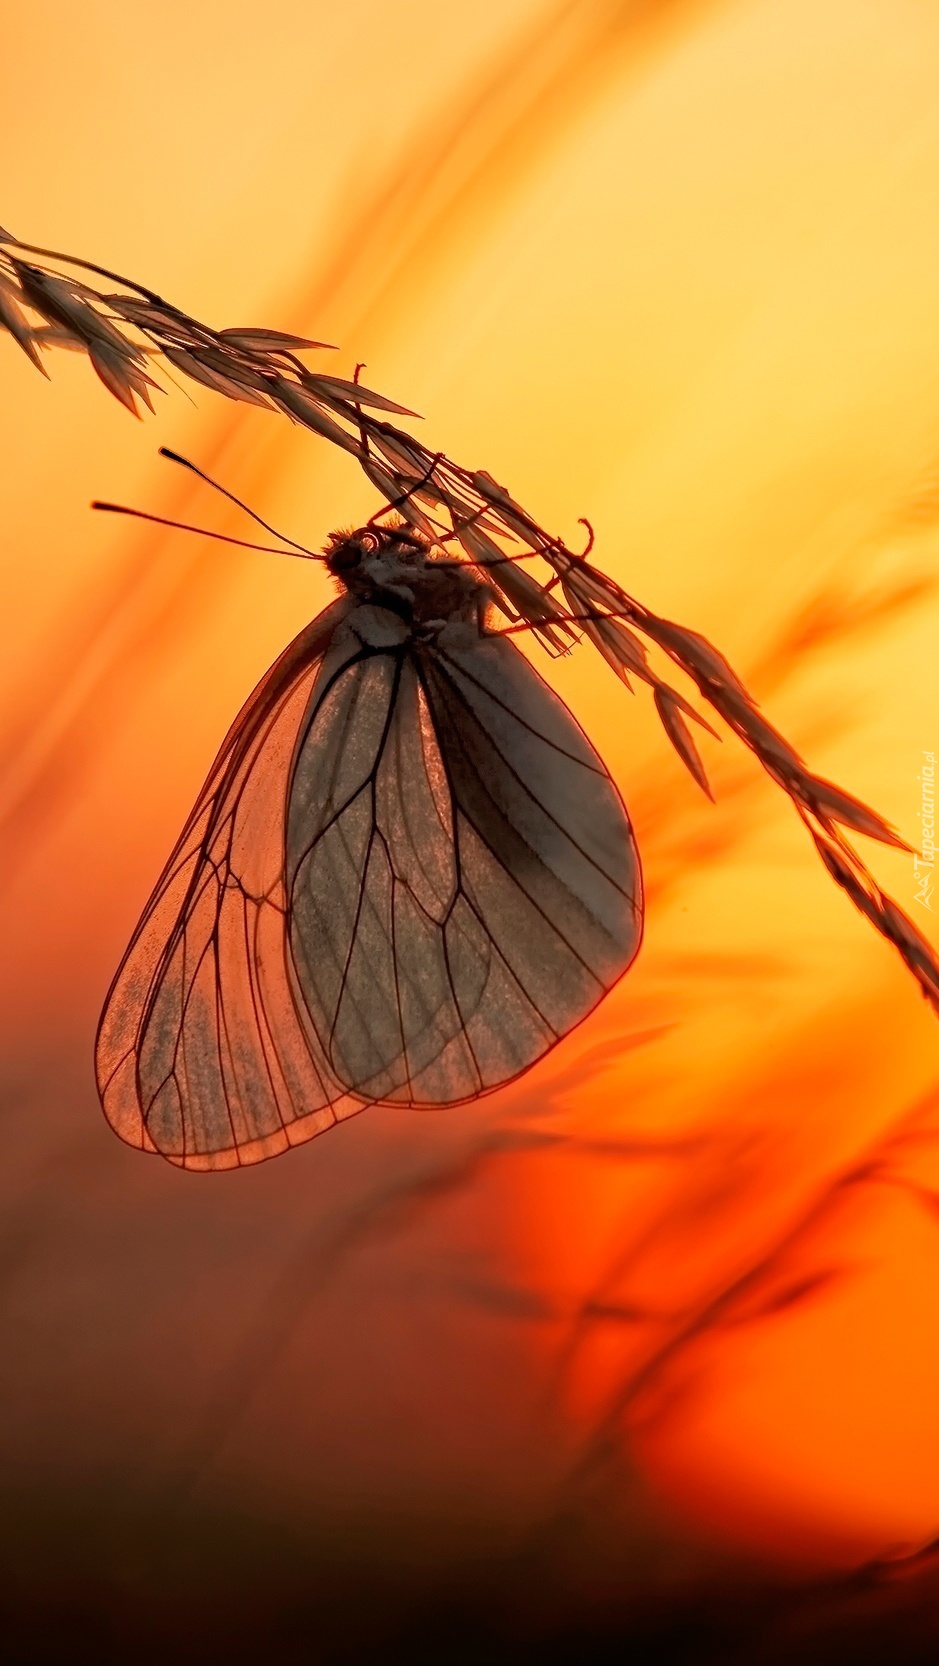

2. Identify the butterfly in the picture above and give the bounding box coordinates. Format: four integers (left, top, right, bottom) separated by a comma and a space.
2, 225, 937, 1172
95, 521, 642, 1169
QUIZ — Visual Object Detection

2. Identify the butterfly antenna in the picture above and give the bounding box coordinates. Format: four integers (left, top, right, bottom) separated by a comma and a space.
91, 501, 310, 559
159, 447, 319, 558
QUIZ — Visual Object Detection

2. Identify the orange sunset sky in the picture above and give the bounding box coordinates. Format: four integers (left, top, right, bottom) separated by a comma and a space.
2, 0, 939, 1647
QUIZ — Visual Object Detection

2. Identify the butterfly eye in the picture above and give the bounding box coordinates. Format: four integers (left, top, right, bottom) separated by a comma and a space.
327, 539, 362, 572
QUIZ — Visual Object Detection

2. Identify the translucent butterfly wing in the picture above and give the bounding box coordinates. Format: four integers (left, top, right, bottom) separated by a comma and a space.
95, 597, 356, 1170
287, 607, 643, 1105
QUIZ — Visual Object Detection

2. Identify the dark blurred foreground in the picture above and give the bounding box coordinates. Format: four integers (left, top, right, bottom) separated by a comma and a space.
3, 1491, 939, 1666
3, 1047, 939, 1665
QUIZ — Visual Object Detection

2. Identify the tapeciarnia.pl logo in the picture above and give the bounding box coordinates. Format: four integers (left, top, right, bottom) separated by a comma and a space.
914, 750, 936, 911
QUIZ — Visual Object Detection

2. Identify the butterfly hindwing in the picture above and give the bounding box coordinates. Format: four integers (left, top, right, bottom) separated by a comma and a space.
95, 598, 356, 1170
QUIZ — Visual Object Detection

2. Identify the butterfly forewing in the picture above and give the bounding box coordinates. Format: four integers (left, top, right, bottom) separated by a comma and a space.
422, 631, 642, 1074
95, 599, 357, 1170
286, 605, 643, 1106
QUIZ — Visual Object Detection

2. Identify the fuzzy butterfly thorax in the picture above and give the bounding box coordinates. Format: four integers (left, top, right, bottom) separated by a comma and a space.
325, 524, 492, 634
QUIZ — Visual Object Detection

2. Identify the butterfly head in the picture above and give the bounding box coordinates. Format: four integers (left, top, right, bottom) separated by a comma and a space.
323, 522, 423, 577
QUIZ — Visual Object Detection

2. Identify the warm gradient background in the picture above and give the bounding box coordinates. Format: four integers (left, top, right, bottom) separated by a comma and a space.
2, 0, 939, 1658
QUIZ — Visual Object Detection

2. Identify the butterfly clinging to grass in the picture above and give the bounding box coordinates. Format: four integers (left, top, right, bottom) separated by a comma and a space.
1, 227, 936, 1169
